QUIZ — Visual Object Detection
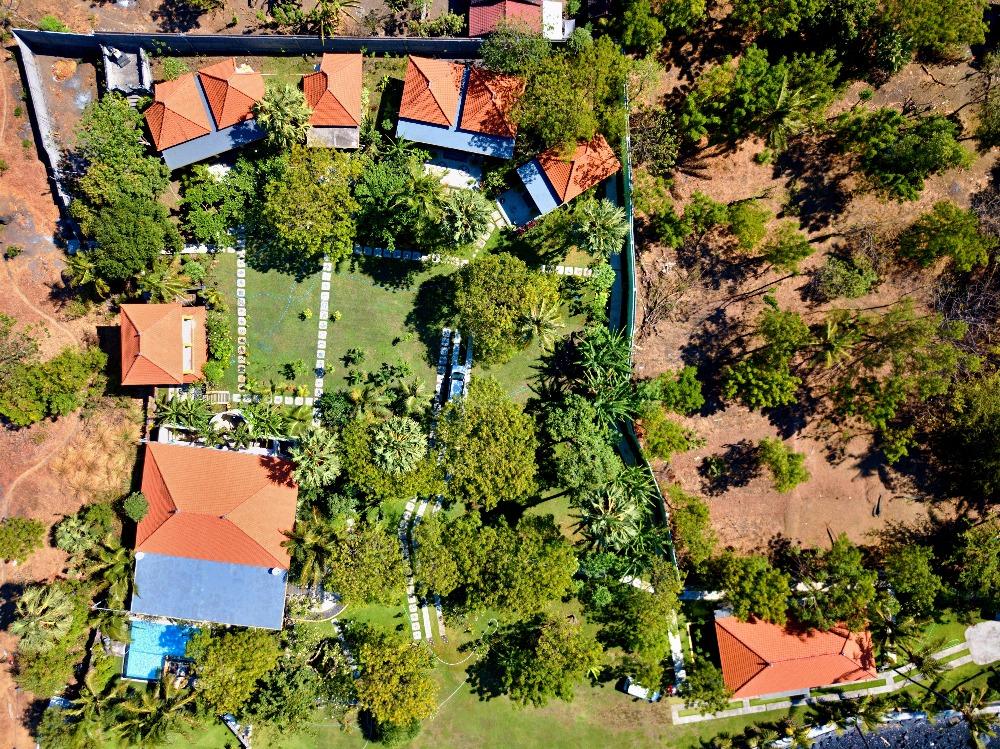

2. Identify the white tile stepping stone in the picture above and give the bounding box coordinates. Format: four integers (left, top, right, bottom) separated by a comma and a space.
232, 393, 242, 402
236, 279, 245, 288
321, 282, 330, 291
236, 288, 246, 297
317, 350, 326, 359
236, 268, 245, 278
315, 360, 324, 371
237, 327, 246, 336
318, 320, 328, 330
305, 397, 313, 405
322, 271, 332, 281
315, 378, 324, 388
318, 330, 327, 340
273, 396, 282, 404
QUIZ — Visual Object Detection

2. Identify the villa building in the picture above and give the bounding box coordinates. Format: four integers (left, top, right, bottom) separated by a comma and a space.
129, 442, 298, 630
144, 58, 265, 170
396, 55, 524, 160
498, 133, 621, 226
467, 0, 571, 40
302, 53, 363, 149
119, 303, 207, 387
714, 615, 878, 699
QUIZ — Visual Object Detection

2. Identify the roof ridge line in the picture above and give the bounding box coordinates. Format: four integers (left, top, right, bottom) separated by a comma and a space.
139, 515, 283, 570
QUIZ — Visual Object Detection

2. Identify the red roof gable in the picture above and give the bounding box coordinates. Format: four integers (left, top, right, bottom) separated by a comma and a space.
144, 73, 212, 151
137, 442, 298, 569
715, 616, 877, 698
198, 58, 265, 130
469, 1, 543, 37
399, 56, 465, 128
459, 67, 524, 138
303, 53, 363, 128
536, 134, 621, 205
120, 304, 207, 387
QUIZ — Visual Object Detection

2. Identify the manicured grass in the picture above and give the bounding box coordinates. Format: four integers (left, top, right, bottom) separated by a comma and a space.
258, 55, 318, 87
211, 252, 239, 392
214, 253, 323, 392
811, 678, 887, 695
749, 695, 800, 706
339, 598, 411, 639
916, 609, 977, 650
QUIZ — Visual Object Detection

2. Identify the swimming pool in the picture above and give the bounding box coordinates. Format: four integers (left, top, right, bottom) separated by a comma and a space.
122, 620, 197, 680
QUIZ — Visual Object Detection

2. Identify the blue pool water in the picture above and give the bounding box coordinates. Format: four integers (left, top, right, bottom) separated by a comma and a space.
122, 620, 197, 680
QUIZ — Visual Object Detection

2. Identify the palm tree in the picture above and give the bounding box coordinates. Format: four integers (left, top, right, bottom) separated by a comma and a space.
10, 583, 77, 653
154, 396, 213, 433
742, 725, 780, 749
81, 541, 132, 607
372, 416, 427, 475
139, 259, 187, 303
349, 384, 392, 419
443, 188, 494, 246
577, 327, 632, 380
811, 312, 861, 369
289, 427, 341, 490
950, 687, 998, 749
253, 83, 313, 150
244, 401, 289, 440
763, 71, 819, 152
116, 676, 197, 747
519, 298, 565, 350
225, 422, 255, 450
572, 198, 629, 260
405, 161, 446, 223
63, 251, 110, 297
282, 506, 336, 591
587, 371, 644, 430
573, 481, 650, 552
846, 694, 888, 749
777, 717, 813, 749
395, 378, 429, 416
285, 403, 315, 438
64, 669, 122, 745
308, 0, 359, 40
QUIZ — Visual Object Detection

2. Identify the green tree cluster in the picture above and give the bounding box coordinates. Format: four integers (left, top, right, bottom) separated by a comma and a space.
0, 345, 107, 428
721, 553, 791, 623
898, 200, 997, 272
186, 628, 282, 713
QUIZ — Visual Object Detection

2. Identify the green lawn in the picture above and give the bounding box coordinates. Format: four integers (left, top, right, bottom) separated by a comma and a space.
214, 253, 323, 393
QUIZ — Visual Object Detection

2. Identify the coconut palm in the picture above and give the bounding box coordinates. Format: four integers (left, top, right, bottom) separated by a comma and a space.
395, 378, 429, 416
308, 0, 359, 40
950, 687, 997, 749
372, 416, 427, 475
154, 396, 213, 433
571, 198, 629, 260
811, 312, 861, 369
139, 259, 187, 303
244, 401, 289, 440
282, 506, 336, 590
225, 422, 255, 450
289, 427, 341, 490
10, 583, 77, 654
743, 726, 780, 749
253, 83, 313, 150
285, 403, 315, 438
82, 541, 133, 606
405, 161, 446, 222
116, 676, 197, 747
846, 694, 888, 749
777, 717, 813, 749
63, 251, 110, 297
64, 669, 122, 745
443, 188, 494, 246
519, 298, 565, 350
349, 384, 392, 419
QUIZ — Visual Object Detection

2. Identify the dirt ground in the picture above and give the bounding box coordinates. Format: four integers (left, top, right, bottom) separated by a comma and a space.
635, 59, 997, 552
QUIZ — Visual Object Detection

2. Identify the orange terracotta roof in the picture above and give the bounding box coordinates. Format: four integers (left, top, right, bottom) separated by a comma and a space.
144, 73, 212, 151
303, 53, 362, 128
459, 67, 524, 137
536, 134, 621, 205
398, 56, 465, 128
137, 442, 298, 569
198, 58, 265, 130
120, 304, 207, 386
468, 0, 543, 37
715, 616, 877, 698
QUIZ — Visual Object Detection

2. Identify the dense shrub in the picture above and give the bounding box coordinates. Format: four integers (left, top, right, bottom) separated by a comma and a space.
758, 437, 810, 492
122, 492, 149, 523
813, 254, 878, 300
0, 346, 107, 428
0, 517, 45, 562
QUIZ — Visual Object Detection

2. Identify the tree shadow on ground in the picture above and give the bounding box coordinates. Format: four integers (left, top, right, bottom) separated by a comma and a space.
245, 244, 322, 282
151, 0, 205, 31
775, 134, 852, 232
347, 255, 420, 290
674, 232, 748, 292
405, 272, 456, 367
698, 439, 760, 496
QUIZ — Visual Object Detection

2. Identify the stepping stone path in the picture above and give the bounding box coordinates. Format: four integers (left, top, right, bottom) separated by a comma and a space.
314, 259, 333, 401
235, 250, 248, 391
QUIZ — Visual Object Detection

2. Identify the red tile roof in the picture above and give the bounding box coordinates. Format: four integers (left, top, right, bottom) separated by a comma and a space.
459, 67, 524, 138
536, 134, 621, 205
137, 442, 298, 569
399, 56, 465, 128
120, 304, 207, 387
198, 58, 265, 130
303, 53, 363, 128
468, 0, 543, 37
715, 616, 877, 698
144, 73, 212, 151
